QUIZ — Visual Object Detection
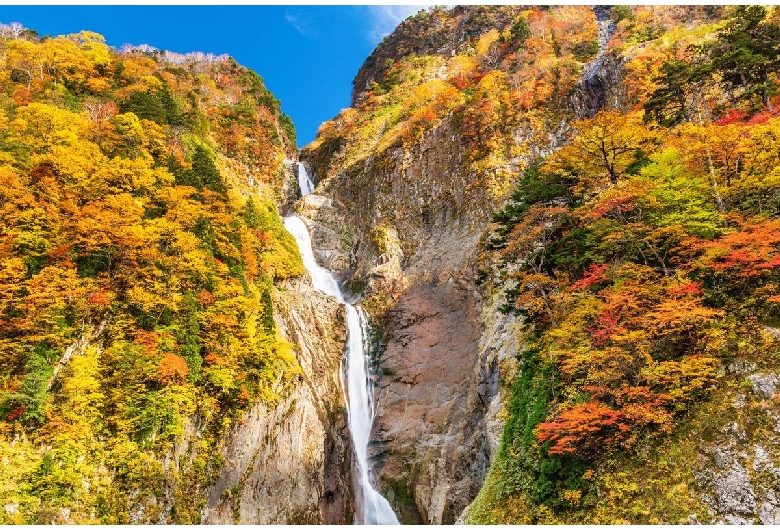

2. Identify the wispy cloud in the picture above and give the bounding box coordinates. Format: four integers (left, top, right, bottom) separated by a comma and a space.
284, 8, 318, 38
284, 5, 432, 45
364, 5, 430, 45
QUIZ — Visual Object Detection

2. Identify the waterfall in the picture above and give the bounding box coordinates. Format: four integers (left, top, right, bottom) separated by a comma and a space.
283, 183, 399, 525
344, 304, 400, 525
297, 161, 315, 196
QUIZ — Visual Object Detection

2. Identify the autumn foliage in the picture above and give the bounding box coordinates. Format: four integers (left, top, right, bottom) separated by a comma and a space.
462, 5, 780, 521
305, 5, 600, 203
0, 25, 303, 523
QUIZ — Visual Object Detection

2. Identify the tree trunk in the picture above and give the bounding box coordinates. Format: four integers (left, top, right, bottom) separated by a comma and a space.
697, 109, 727, 219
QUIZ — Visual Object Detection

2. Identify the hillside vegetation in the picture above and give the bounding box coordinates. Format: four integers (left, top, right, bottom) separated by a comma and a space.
4, 4, 780, 525
466, 5, 780, 523
302, 5, 780, 524
305, 5, 600, 204
0, 26, 303, 523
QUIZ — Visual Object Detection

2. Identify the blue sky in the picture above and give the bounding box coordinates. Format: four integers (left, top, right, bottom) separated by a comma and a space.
0, 5, 425, 147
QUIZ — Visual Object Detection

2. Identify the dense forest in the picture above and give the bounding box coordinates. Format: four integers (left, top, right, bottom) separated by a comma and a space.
465, 5, 780, 524
0, 25, 304, 523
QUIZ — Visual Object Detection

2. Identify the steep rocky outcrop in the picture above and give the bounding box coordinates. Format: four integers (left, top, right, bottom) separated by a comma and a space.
690, 361, 780, 524
278, 160, 308, 215
371, 284, 498, 524
572, 6, 624, 118
352, 6, 524, 103
300, 113, 506, 522
202, 278, 353, 524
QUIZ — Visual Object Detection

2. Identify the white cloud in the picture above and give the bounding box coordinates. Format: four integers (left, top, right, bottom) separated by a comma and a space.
283, 5, 434, 45
284, 8, 318, 37
364, 5, 431, 45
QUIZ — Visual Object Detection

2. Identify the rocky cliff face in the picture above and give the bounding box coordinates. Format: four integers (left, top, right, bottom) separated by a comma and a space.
352, 6, 524, 104
286, 5, 776, 526
220, 6, 780, 526
572, 6, 623, 119
691, 358, 780, 525
299, 113, 507, 522
297, 5, 605, 522
202, 277, 353, 524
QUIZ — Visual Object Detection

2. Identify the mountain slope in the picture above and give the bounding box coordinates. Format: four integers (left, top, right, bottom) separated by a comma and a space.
5, 6, 780, 525
301, 5, 605, 523
301, 5, 780, 524
0, 27, 355, 524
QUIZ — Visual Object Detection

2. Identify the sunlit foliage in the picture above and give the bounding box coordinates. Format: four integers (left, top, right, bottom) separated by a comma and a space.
0, 26, 303, 522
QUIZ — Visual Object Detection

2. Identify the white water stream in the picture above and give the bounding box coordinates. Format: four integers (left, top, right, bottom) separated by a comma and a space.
296, 161, 315, 196
284, 164, 399, 525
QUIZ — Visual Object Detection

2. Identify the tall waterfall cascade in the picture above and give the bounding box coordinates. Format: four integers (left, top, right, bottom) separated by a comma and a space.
296, 161, 315, 196
284, 168, 399, 525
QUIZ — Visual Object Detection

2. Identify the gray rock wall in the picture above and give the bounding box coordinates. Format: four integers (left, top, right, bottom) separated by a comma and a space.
693, 363, 780, 524
299, 116, 503, 524
201, 278, 354, 524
